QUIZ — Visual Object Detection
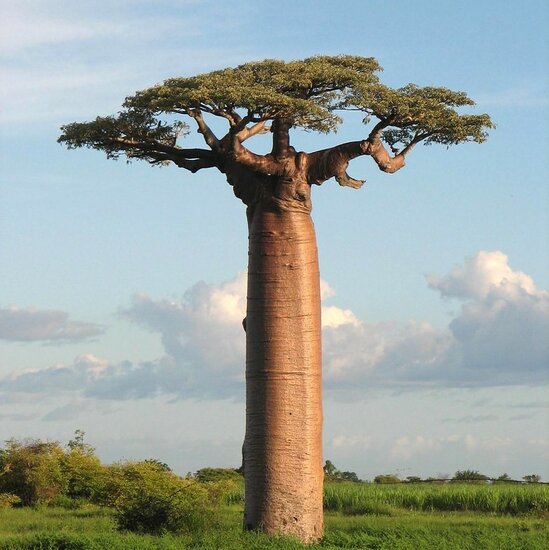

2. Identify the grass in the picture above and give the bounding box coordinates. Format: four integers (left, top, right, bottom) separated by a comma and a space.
323, 481, 549, 514
0, 483, 548, 549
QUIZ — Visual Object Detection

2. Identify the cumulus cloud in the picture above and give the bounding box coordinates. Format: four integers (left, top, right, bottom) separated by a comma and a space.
2, 251, 547, 401
118, 273, 248, 398
0, 354, 194, 401
429, 251, 549, 385
0, 306, 104, 343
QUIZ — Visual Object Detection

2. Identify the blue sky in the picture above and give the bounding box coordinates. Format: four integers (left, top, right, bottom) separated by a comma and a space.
1, 0, 548, 480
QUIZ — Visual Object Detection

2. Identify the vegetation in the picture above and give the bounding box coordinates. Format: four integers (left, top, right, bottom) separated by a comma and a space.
1, 437, 547, 548
323, 460, 360, 483
58, 54, 494, 542
323, 481, 549, 515
0, 492, 547, 550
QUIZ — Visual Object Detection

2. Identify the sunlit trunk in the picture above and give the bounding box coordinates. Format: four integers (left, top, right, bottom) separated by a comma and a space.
243, 206, 324, 542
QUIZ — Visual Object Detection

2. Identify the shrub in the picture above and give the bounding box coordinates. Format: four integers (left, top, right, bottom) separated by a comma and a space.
0, 492, 21, 508
374, 474, 400, 484
452, 470, 489, 483
194, 467, 241, 483
61, 448, 107, 501
0, 439, 66, 506
109, 461, 215, 534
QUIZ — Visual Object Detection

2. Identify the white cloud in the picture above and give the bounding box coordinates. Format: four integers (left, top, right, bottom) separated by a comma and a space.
390, 435, 442, 461
0, 10, 117, 55
0, 1, 249, 129
389, 433, 513, 462
0, 306, 104, 343
2, 251, 547, 401
426, 250, 537, 300
331, 434, 373, 450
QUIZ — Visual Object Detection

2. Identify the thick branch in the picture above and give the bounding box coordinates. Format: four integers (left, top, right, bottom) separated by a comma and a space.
236, 121, 270, 143
271, 118, 293, 158
173, 157, 217, 172
306, 141, 369, 188
307, 132, 410, 187
135, 150, 217, 172
367, 140, 406, 173
187, 110, 222, 152
230, 134, 284, 176
111, 137, 214, 160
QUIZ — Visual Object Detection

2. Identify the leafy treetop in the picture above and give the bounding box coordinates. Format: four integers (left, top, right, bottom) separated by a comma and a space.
59, 55, 493, 197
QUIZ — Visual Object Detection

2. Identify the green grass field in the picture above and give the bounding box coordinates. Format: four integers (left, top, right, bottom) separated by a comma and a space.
0, 483, 547, 549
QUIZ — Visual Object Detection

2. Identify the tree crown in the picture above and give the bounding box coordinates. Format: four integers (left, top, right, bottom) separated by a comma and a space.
59, 55, 493, 192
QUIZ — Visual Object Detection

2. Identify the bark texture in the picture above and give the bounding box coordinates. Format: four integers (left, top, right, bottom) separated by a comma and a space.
242, 185, 323, 542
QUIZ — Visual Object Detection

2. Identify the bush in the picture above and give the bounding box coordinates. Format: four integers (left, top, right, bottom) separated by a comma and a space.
374, 474, 400, 484
194, 467, 241, 483
61, 448, 107, 501
0, 492, 21, 508
109, 461, 216, 534
0, 439, 66, 506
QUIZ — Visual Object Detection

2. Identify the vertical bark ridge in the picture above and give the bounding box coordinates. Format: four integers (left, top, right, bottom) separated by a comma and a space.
244, 207, 323, 542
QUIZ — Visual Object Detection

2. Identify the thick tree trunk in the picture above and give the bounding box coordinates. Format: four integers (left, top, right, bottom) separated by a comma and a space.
243, 205, 324, 542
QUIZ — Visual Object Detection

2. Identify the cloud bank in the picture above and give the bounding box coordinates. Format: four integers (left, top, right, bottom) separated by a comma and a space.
0, 306, 104, 343
1, 251, 547, 401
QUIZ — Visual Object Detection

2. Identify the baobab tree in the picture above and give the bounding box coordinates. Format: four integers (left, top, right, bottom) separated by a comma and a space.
59, 56, 493, 542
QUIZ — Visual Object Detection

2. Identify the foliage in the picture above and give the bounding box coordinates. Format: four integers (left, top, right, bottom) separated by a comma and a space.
374, 474, 401, 484
496, 473, 512, 482
61, 445, 106, 501
0, 493, 21, 508
406, 476, 422, 483
0, 433, 108, 507
523, 474, 542, 483
323, 460, 360, 483
0, 439, 66, 506
58, 56, 493, 174
453, 469, 489, 483
194, 467, 241, 483
106, 461, 215, 534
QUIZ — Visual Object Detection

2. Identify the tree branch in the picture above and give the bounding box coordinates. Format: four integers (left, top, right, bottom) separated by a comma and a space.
111, 137, 214, 159
173, 157, 218, 172
307, 141, 369, 187
236, 121, 270, 143
230, 131, 284, 176
367, 140, 406, 173
271, 118, 293, 158
187, 110, 222, 152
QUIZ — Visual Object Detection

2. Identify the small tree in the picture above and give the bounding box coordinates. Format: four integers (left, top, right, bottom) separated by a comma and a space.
374, 474, 400, 484
522, 474, 541, 483
495, 473, 512, 483
453, 470, 489, 483
62, 432, 106, 501
0, 439, 66, 506
406, 476, 422, 483
339, 471, 360, 483
107, 461, 213, 534
323, 460, 338, 480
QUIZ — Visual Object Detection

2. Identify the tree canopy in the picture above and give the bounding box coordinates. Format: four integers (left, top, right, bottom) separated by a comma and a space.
59, 55, 493, 198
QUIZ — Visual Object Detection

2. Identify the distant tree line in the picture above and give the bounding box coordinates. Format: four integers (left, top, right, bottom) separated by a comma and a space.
322, 461, 543, 485
0, 435, 545, 533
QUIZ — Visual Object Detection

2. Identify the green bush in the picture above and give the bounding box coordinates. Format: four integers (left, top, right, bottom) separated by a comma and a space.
0, 439, 67, 506
108, 461, 216, 534
61, 448, 107, 501
194, 467, 241, 483
0, 492, 21, 508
